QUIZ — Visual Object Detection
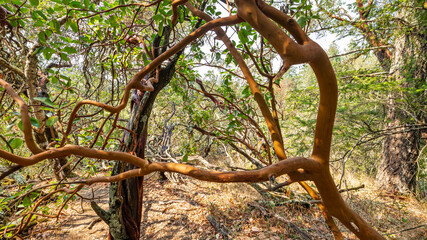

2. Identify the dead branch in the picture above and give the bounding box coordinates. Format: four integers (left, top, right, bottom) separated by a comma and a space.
0, 164, 22, 181
338, 185, 365, 193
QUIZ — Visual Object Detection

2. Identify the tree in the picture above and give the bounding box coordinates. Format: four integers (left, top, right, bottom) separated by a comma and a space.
315, 0, 426, 193
376, 0, 426, 193
0, 0, 399, 239
92, 25, 193, 238
0, 3, 73, 180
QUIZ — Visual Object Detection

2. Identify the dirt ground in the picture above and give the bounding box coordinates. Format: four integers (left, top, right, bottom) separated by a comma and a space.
20, 173, 426, 240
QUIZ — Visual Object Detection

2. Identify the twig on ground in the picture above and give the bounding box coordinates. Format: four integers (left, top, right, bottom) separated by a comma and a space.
207, 214, 230, 240
338, 184, 365, 193
248, 202, 313, 240
385, 224, 426, 236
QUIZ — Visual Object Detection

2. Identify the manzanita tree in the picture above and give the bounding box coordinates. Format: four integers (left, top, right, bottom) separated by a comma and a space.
0, 0, 391, 239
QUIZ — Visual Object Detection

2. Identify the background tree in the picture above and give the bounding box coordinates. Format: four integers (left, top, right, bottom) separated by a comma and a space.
314, 0, 426, 193
0, 0, 75, 179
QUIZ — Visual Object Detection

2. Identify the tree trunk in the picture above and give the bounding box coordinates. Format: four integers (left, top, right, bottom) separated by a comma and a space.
376, 1, 426, 193
97, 50, 182, 239
377, 100, 420, 193
25, 44, 72, 180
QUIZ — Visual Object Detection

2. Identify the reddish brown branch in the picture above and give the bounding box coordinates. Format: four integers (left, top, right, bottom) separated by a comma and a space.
186, 2, 288, 161
60, 15, 243, 146
171, 0, 188, 26
0, 143, 318, 184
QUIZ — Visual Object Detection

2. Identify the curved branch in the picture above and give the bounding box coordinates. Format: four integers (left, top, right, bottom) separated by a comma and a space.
0, 143, 319, 182
0, 145, 148, 168
61, 15, 243, 145
235, 0, 311, 68
185, 2, 287, 160
256, 0, 309, 44
0, 79, 43, 154
0, 57, 25, 78
86, 156, 317, 184
171, 0, 188, 26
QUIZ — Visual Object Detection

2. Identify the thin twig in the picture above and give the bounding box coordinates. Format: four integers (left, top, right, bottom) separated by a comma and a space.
385, 224, 426, 235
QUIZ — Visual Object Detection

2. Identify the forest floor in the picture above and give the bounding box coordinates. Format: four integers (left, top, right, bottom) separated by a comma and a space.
18, 169, 426, 240
3, 152, 425, 240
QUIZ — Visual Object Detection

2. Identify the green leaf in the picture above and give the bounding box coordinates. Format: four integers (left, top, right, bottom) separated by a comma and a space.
33, 97, 55, 107
23, 196, 31, 207
242, 86, 251, 98
63, 46, 77, 54
182, 153, 188, 163
45, 29, 53, 38
9, 138, 23, 149
60, 53, 70, 61
31, 11, 38, 20
69, 20, 78, 32
38, 31, 46, 43
29, 0, 39, 6
152, 14, 163, 23
42, 47, 56, 60
29, 191, 40, 199
18, 121, 24, 131
237, 29, 249, 44
158, 21, 164, 36
142, 53, 150, 65
227, 120, 236, 130
51, 76, 59, 84
46, 116, 58, 127
36, 10, 48, 20
60, 75, 71, 81
49, 19, 61, 34
59, 36, 71, 43
30, 117, 40, 128
10, 20, 18, 28
297, 16, 307, 28
34, 20, 44, 27
108, 15, 118, 27
69, 1, 84, 8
